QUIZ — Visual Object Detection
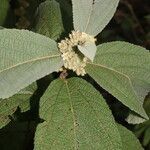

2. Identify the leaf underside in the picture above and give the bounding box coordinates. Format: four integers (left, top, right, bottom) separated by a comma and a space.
86, 41, 150, 119
78, 42, 97, 61
34, 78, 121, 150
0, 29, 63, 99
72, 0, 119, 36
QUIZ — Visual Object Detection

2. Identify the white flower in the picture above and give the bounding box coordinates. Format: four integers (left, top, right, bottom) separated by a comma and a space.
58, 31, 96, 76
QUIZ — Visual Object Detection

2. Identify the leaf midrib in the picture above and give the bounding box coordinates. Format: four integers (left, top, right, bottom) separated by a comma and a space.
87, 62, 135, 92
87, 62, 146, 117
84, 0, 94, 33
0, 54, 61, 74
66, 81, 78, 150
77, 89, 117, 149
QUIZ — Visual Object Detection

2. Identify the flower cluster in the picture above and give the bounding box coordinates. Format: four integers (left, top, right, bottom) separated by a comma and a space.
58, 31, 96, 76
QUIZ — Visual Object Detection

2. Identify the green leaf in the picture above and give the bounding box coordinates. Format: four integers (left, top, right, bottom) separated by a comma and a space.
143, 127, 150, 146
34, 78, 121, 150
78, 42, 97, 61
0, 29, 63, 99
86, 41, 150, 119
72, 0, 119, 36
0, 0, 9, 25
117, 124, 143, 150
35, 0, 64, 40
134, 98, 150, 146
0, 83, 37, 129
134, 121, 150, 137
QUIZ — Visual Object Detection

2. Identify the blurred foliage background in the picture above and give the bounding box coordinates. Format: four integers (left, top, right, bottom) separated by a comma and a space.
0, 0, 149, 149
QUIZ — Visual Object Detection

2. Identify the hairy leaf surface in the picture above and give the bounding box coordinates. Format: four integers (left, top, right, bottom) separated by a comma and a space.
86, 41, 150, 119
78, 42, 97, 61
35, 0, 64, 40
117, 124, 143, 150
34, 78, 121, 150
0, 83, 37, 129
0, 29, 63, 99
72, 0, 119, 36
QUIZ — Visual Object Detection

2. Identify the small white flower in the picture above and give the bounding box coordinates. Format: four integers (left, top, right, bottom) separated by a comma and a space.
58, 31, 96, 76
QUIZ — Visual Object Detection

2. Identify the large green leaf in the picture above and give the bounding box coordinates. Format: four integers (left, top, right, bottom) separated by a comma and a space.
0, 83, 37, 129
0, 29, 63, 99
35, 0, 64, 40
72, 0, 119, 36
86, 41, 150, 119
0, 0, 9, 25
117, 124, 143, 150
34, 78, 121, 150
